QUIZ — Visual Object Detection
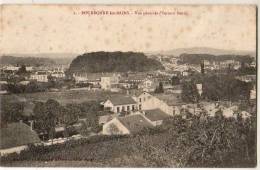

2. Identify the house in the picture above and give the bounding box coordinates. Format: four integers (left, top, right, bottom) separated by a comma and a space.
103, 95, 138, 113
0, 122, 41, 156
51, 71, 65, 78
240, 111, 251, 119
18, 80, 30, 86
100, 74, 120, 90
166, 85, 182, 94
235, 75, 256, 83
222, 105, 238, 118
98, 114, 118, 125
102, 113, 153, 135
3, 65, 20, 72
201, 102, 220, 117
250, 85, 256, 100
26, 66, 33, 72
73, 73, 88, 83
138, 78, 158, 92
137, 92, 184, 116
250, 61, 256, 67
30, 71, 49, 82
142, 109, 170, 126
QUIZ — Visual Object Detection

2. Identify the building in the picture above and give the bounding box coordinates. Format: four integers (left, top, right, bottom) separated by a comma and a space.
138, 78, 158, 92
30, 71, 49, 82
235, 75, 256, 83
3, 65, 20, 72
102, 113, 153, 135
103, 95, 138, 113
51, 71, 65, 79
73, 73, 88, 83
0, 122, 41, 156
165, 85, 182, 94
98, 114, 118, 125
100, 74, 120, 90
137, 92, 183, 116
250, 85, 256, 100
142, 109, 170, 126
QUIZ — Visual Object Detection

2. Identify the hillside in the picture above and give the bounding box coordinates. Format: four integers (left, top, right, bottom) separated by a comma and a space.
147, 47, 256, 58
179, 53, 254, 65
0, 54, 75, 67
68, 51, 164, 73
0, 56, 56, 67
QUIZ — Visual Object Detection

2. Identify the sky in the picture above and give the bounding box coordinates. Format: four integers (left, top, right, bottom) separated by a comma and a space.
0, 5, 256, 55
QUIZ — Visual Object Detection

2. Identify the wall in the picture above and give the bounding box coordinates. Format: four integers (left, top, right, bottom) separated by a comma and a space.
102, 118, 130, 135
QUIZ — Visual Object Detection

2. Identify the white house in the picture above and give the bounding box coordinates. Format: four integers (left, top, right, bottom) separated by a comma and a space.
138, 79, 158, 92
102, 113, 153, 135
30, 71, 49, 82
137, 92, 183, 116
100, 74, 120, 90
250, 85, 256, 100
51, 71, 65, 78
103, 95, 138, 113
73, 73, 88, 83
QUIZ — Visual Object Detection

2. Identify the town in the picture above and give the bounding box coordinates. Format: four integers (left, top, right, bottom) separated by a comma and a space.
0, 51, 257, 167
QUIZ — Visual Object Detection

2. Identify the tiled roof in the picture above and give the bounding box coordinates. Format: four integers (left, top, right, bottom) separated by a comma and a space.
118, 114, 153, 133
109, 96, 137, 106
144, 109, 170, 121
0, 122, 41, 149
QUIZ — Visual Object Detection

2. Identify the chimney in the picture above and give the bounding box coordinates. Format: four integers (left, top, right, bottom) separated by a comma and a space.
29, 120, 34, 131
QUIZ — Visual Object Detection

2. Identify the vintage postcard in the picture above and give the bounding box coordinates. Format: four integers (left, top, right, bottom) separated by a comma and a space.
0, 4, 257, 167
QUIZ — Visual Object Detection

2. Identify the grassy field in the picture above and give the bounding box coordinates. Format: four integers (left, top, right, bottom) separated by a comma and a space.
0, 89, 123, 105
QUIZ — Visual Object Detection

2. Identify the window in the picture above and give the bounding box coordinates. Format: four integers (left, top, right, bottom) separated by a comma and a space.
139, 104, 142, 110
122, 106, 125, 111
132, 105, 135, 110
127, 106, 130, 111
117, 107, 120, 113
139, 98, 141, 102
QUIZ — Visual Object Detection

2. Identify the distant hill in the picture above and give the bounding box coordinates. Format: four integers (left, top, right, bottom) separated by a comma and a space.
0, 53, 76, 67
0, 56, 56, 67
68, 51, 164, 73
179, 53, 254, 65
148, 47, 256, 58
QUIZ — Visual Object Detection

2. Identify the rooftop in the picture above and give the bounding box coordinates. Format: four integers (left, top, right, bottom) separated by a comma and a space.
108, 96, 137, 106
144, 109, 170, 121
0, 122, 41, 149
118, 114, 153, 133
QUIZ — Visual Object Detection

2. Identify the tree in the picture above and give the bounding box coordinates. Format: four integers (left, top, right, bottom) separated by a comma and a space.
171, 76, 180, 85
33, 99, 60, 141
181, 81, 200, 103
17, 65, 27, 75
0, 100, 24, 127
155, 82, 164, 93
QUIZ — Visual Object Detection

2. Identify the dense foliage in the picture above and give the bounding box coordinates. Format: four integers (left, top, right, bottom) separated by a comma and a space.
1, 115, 256, 167
0, 100, 24, 127
202, 75, 252, 101
68, 51, 164, 73
33, 99, 101, 140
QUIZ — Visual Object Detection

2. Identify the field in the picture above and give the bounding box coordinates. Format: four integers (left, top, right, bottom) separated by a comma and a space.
0, 89, 123, 105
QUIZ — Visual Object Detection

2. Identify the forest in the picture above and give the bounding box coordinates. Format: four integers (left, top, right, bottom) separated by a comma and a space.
68, 51, 164, 73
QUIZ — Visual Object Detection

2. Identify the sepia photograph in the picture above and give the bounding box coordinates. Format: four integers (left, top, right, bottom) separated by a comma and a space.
0, 4, 257, 168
